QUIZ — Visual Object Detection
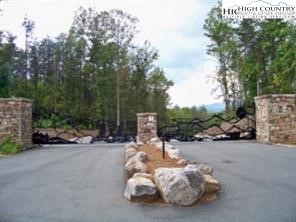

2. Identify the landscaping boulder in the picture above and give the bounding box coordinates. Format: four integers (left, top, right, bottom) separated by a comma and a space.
187, 160, 198, 165
204, 174, 221, 194
166, 149, 181, 159
153, 142, 181, 159
68, 136, 93, 144
176, 159, 187, 166
133, 173, 154, 181
186, 163, 213, 175
152, 141, 162, 148
135, 151, 148, 162
125, 148, 137, 162
153, 141, 174, 149
124, 176, 159, 201
198, 163, 214, 175
80, 136, 93, 144
68, 137, 79, 142
137, 141, 144, 146
165, 143, 176, 150
125, 152, 148, 178
154, 167, 205, 206
149, 137, 161, 143
124, 142, 138, 150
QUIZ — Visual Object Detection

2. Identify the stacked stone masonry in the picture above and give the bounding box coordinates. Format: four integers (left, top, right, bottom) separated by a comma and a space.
137, 113, 157, 144
0, 98, 33, 149
255, 94, 296, 145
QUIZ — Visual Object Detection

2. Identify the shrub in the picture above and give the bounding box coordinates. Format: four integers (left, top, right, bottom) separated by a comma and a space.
0, 137, 22, 155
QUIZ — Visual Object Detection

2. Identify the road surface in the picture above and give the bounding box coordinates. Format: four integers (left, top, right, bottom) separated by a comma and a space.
0, 142, 295, 222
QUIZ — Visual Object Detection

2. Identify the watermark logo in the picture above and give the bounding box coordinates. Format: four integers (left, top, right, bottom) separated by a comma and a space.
222, 0, 296, 20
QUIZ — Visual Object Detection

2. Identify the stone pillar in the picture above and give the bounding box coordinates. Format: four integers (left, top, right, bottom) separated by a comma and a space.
137, 113, 157, 144
0, 98, 33, 149
255, 94, 296, 145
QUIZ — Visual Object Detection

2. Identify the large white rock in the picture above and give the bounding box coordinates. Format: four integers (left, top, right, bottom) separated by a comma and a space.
133, 173, 154, 181
68, 137, 79, 142
176, 159, 187, 166
125, 152, 148, 178
124, 176, 159, 201
186, 164, 213, 175
149, 137, 161, 143
137, 142, 144, 146
165, 143, 176, 150
135, 151, 148, 162
124, 142, 138, 150
69, 136, 93, 144
154, 167, 205, 206
153, 142, 180, 159
166, 149, 181, 159
81, 136, 93, 144
154, 141, 175, 149
204, 174, 221, 194
125, 148, 137, 162
153, 141, 161, 147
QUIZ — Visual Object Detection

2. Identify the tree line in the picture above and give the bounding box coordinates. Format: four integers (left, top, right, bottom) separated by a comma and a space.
204, 2, 296, 113
0, 8, 174, 135
2, 3, 294, 136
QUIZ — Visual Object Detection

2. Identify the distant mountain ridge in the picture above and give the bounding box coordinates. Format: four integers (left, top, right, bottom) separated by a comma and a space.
201, 103, 225, 113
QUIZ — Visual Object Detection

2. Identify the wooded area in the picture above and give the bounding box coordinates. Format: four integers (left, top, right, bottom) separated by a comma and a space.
0, 8, 175, 134
1, 2, 295, 136
204, 2, 296, 112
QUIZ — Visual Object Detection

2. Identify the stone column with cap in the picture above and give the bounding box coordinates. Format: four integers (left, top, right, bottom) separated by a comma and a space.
0, 98, 33, 149
255, 94, 296, 145
137, 113, 157, 144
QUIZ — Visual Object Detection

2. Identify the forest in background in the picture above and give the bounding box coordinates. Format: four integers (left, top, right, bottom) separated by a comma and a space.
0, 5, 213, 136
0, 8, 178, 134
204, 2, 296, 113
1, 2, 295, 135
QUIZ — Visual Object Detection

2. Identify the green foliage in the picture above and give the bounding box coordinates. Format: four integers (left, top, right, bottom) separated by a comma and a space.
35, 117, 71, 129
0, 8, 174, 133
0, 65, 10, 97
166, 106, 212, 135
0, 137, 21, 155
0, 34, 16, 97
167, 105, 210, 120
204, 2, 296, 108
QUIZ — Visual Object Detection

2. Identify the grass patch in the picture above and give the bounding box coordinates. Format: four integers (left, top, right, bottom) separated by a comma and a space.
0, 137, 22, 155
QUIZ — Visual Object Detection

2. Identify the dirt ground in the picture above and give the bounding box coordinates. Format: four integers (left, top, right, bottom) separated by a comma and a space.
138, 144, 186, 175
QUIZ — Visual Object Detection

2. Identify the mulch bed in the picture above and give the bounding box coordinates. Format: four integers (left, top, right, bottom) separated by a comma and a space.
138, 144, 186, 175
135, 144, 217, 205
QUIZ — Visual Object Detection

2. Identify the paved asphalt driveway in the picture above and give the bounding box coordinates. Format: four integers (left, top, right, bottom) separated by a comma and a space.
0, 142, 295, 222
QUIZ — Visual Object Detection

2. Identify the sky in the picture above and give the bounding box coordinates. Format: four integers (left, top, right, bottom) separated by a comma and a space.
0, 0, 222, 107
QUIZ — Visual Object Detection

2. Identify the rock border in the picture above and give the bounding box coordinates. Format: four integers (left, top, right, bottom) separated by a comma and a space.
123, 139, 221, 206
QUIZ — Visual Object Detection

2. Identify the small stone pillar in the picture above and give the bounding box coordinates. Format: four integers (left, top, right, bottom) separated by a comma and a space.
255, 94, 296, 145
0, 98, 33, 149
137, 113, 157, 144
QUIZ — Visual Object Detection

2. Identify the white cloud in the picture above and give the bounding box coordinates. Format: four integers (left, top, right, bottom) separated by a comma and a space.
169, 60, 222, 107
0, 0, 202, 47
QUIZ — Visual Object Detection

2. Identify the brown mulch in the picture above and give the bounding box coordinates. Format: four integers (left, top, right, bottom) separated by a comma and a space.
138, 144, 186, 176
